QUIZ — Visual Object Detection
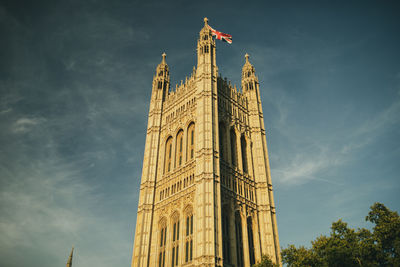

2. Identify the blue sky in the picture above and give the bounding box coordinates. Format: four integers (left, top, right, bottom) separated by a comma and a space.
0, 1, 399, 266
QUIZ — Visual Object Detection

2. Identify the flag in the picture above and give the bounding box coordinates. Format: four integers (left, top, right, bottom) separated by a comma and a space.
208, 25, 232, 44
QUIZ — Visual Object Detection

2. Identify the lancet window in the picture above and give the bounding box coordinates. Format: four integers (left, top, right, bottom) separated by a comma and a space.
158, 220, 167, 267
247, 217, 255, 265
230, 128, 237, 166
187, 123, 195, 160
219, 122, 226, 161
235, 211, 244, 267
171, 213, 180, 267
176, 130, 184, 167
184, 209, 194, 263
222, 208, 231, 263
241, 135, 248, 173
165, 137, 173, 173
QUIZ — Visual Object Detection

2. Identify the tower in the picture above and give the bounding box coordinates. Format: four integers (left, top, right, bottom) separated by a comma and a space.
131, 18, 280, 267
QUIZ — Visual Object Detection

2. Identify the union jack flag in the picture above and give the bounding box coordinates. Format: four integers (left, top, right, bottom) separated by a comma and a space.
208, 25, 232, 44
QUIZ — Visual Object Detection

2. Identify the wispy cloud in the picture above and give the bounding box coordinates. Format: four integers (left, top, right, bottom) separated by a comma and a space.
269, 76, 400, 186
11, 117, 46, 133
272, 144, 344, 186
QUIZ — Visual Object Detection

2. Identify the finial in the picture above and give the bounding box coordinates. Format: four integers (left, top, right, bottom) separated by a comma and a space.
161, 52, 166, 63
245, 53, 249, 62
66, 246, 74, 267
204, 17, 208, 26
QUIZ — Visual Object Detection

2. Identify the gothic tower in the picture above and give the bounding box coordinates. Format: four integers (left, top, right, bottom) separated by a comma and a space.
131, 18, 280, 267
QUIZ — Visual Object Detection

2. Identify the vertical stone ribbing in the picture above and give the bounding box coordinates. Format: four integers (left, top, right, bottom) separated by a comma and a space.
132, 19, 281, 267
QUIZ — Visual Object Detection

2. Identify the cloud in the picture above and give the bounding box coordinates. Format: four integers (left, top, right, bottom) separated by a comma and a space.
340, 97, 400, 155
11, 117, 46, 133
0, 155, 90, 255
271, 96, 400, 186
272, 145, 344, 186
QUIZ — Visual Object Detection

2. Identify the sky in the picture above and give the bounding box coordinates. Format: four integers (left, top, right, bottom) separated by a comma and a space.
0, 1, 399, 266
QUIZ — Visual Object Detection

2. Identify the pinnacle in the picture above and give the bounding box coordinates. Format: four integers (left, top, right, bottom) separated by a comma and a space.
245, 53, 249, 62
161, 52, 166, 63
204, 17, 208, 26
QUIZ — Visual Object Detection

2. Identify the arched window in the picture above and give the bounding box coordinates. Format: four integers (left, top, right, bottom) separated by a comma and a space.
230, 128, 237, 166
222, 207, 231, 263
184, 208, 193, 263
235, 211, 244, 267
247, 217, 255, 265
219, 122, 226, 161
165, 137, 173, 173
158, 219, 167, 267
176, 130, 184, 167
187, 123, 195, 160
241, 135, 248, 173
171, 213, 180, 267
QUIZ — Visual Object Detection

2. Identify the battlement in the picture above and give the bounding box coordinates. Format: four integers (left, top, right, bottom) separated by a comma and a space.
163, 67, 197, 109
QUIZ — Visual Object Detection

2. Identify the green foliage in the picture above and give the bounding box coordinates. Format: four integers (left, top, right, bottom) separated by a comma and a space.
366, 203, 400, 266
281, 202, 400, 267
281, 244, 323, 267
252, 254, 279, 267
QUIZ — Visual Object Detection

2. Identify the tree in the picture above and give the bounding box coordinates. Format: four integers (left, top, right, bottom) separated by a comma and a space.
281, 244, 323, 267
281, 202, 399, 267
366, 202, 400, 266
252, 254, 279, 267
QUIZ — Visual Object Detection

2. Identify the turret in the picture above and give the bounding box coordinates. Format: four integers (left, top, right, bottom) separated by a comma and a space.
152, 53, 170, 101
197, 18, 217, 73
241, 53, 258, 93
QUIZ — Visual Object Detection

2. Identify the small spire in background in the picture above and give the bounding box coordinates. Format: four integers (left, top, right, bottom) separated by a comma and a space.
66, 246, 74, 267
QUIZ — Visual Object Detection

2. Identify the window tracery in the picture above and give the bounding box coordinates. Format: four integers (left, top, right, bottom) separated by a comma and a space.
176, 130, 184, 167
171, 213, 180, 267
241, 135, 248, 173
219, 122, 226, 161
158, 219, 167, 267
230, 128, 237, 166
165, 137, 173, 173
187, 123, 195, 160
184, 208, 193, 263
235, 211, 244, 267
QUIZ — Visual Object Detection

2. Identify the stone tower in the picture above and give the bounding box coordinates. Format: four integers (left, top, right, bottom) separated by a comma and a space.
131, 18, 280, 267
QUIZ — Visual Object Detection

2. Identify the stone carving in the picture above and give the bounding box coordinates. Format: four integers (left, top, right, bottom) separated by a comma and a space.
131, 19, 281, 267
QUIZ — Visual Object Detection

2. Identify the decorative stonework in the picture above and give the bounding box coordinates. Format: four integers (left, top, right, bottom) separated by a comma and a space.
131, 19, 281, 267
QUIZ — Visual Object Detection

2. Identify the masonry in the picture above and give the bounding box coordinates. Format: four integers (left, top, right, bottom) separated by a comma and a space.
131, 18, 281, 267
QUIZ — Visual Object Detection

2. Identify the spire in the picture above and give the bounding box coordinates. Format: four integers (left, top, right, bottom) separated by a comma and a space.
66, 247, 74, 267
197, 17, 216, 69
242, 53, 255, 77
243, 53, 253, 69
156, 52, 169, 76
153, 52, 170, 100
157, 52, 168, 69
242, 53, 257, 91
161, 52, 166, 64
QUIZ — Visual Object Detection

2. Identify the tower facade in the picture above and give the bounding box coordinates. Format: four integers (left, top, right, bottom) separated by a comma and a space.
131, 18, 280, 267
